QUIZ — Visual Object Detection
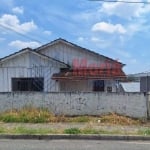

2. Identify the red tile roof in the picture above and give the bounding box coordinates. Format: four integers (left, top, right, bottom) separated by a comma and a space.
52, 68, 126, 80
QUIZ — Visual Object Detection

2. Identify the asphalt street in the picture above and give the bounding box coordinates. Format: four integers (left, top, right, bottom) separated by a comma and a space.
0, 139, 150, 150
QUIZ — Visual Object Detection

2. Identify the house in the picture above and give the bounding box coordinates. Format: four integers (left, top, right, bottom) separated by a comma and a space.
127, 72, 150, 92
0, 38, 126, 92
129, 72, 150, 92
119, 82, 140, 92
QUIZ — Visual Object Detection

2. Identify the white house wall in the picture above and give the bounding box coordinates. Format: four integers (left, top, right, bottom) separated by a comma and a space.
0, 51, 63, 92
59, 79, 117, 92
38, 42, 111, 68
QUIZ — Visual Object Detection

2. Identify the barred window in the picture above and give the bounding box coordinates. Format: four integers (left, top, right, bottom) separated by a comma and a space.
93, 80, 104, 92
12, 78, 44, 91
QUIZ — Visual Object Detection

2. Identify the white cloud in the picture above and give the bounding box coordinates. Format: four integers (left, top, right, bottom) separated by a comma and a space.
0, 14, 37, 34
78, 37, 84, 42
9, 40, 41, 49
99, 0, 150, 19
12, 6, 24, 14
91, 37, 111, 48
91, 37, 105, 43
43, 30, 52, 35
92, 22, 126, 34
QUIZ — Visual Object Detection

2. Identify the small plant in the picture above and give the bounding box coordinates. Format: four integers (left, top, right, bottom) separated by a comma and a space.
64, 128, 81, 134
138, 129, 150, 136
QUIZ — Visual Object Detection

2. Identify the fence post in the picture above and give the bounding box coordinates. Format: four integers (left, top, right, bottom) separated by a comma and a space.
146, 92, 150, 120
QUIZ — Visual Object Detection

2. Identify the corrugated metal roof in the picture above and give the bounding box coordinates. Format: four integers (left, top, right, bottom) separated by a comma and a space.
0, 48, 69, 67
120, 82, 140, 92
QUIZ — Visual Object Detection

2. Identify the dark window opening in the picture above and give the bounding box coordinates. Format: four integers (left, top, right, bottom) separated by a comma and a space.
12, 78, 44, 91
93, 80, 104, 92
107, 86, 112, 92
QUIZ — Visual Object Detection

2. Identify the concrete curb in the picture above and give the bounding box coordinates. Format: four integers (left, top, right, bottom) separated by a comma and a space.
0, 134, 150, 141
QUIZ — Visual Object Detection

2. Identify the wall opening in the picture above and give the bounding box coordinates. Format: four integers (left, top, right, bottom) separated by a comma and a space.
93, 80, 104, 91
12, 78, 44, 91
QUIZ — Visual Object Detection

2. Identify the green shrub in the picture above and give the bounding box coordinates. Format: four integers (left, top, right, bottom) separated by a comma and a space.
64, 128, 81, 134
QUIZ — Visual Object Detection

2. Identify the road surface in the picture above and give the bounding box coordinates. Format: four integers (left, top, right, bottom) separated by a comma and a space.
0, 139, 150, 150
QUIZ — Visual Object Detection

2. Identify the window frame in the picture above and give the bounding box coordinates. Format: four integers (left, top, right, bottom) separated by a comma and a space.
11, 77, 44, 92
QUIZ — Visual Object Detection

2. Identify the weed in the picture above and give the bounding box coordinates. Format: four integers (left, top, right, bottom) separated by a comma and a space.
0, 108, 143, 125
0, 107, 53, 123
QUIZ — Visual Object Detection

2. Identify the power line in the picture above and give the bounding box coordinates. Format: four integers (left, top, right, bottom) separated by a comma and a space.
0, 23, 43, 44
89, 0, 150, 4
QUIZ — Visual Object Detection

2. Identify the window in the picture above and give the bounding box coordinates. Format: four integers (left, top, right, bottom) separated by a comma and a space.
12, 78, 44, 91
107, 86, 112, 92
93, 80, 104, 92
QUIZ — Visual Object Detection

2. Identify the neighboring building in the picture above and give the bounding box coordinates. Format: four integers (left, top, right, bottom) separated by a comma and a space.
0, 38, 126, 92
135, 73, 150, 93
119, 82, 140, 92
128, 72, 150, 92
140, 76, 150, 92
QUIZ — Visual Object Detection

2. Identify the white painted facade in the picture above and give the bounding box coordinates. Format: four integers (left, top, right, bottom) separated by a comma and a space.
0, 49, 66, 92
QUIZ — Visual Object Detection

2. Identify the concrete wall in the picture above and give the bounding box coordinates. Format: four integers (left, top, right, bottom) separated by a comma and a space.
0, 92, 147, 119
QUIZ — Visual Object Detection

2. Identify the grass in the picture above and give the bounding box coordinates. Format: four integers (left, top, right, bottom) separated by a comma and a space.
0, 127, 5, 133
0, 107, 55, 123
138, 129, 150, 136
0, 107, 144, 126
0, 126, 58, 135
81, 128, 119, 135
0, 126, 149, 136
13, 127, 57, 135
0, 107, 148, 135
0, 127, 124, 135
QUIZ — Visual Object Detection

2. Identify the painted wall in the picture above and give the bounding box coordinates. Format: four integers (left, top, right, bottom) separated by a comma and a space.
0, 92, 147, 119
0, 51, 64, 92
38, 42, 116, 68
59, 80, 117, 92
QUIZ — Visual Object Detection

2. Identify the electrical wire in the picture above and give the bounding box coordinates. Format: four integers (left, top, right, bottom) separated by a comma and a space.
89, 0, 150, 4
0, 23, 43, 44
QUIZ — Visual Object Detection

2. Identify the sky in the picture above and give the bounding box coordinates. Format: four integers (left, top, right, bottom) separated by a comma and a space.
0, 0, 150, 74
